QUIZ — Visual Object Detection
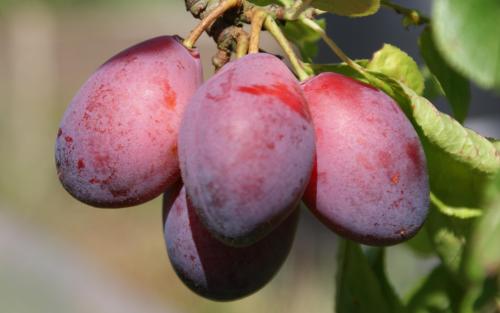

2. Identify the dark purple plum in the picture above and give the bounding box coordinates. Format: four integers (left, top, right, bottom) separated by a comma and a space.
163, 186, 299, 301
55, 36, 203, 208
301, 72, 429, 245
178, 53, 315, 246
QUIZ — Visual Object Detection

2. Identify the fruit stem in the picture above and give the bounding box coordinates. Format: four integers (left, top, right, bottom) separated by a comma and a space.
286, 0, 313, 20
236, 29, 250, 58
301, 18, 365, 74
249, 10, 267, 54
264, 16, 310, 81
301, 17, 397, 94
183, 0, 242, 49
380, 0, 430, 25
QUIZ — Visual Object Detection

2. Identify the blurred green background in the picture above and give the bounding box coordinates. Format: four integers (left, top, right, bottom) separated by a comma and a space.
0, 0, 479, 312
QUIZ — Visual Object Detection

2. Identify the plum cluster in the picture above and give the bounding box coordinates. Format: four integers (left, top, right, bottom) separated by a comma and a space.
55, 36, 429, 300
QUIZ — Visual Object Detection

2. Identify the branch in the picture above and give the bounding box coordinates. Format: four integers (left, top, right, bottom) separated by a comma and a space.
381, 0, 430, 26
183, 0, 242, 49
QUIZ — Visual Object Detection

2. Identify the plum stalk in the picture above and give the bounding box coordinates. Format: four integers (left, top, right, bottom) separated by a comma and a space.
248, 10, 267, 54
181, 0, 357, 81
182, 0, 432, 77
236, 30, 250, 58
263, 16, 310, 81
183, 0, 243, 49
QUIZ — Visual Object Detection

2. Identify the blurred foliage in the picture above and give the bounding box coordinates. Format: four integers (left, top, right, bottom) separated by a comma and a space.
0, 0, 167, 11
432, 0, 500, 91
418, 27, 470, 124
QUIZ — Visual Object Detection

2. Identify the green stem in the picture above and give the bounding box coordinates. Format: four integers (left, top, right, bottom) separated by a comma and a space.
381, 0, 430, 25
264, 16, 310, 81
301, 18, 400, 97
301, 18, 364, 74
286, 0, 314, 20
183, 0, 242, 49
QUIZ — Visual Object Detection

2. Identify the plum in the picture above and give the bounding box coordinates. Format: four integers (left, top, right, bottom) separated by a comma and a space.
178, 53, 315, 246
163, 186, 299, 301
55, 36, 203, 208
301, 72, 429, 245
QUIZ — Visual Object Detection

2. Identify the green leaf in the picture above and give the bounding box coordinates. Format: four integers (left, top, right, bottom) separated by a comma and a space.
489, 138, 500, 151
425, 202, 471, 275
397, 82, 500, 206
419, 27, 470, 123
336, 240, 400, 313
421, 66, 445, 101
469, 277, 500, 313
432, 0, 500, 90
364, 247, 406, 313
406, 265, 464, 313
459, 174, 500, 313
281, 19, 325, 62
367, 44, 425, 95
463, 172, 500, 283
364, 72, 500, 206
311, 0, 380, 17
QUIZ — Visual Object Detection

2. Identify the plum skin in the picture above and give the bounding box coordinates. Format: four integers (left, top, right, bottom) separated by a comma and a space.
55, 36, 203, 208
163, 186, 300, 301
178, 53, 315, 246
301, 72, 429, 246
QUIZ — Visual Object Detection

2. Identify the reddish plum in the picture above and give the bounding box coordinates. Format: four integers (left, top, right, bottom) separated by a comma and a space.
55, 36, 203, 207
178, 53, 315, 246
301, 72, 429, 245
163, 186, 299, 301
